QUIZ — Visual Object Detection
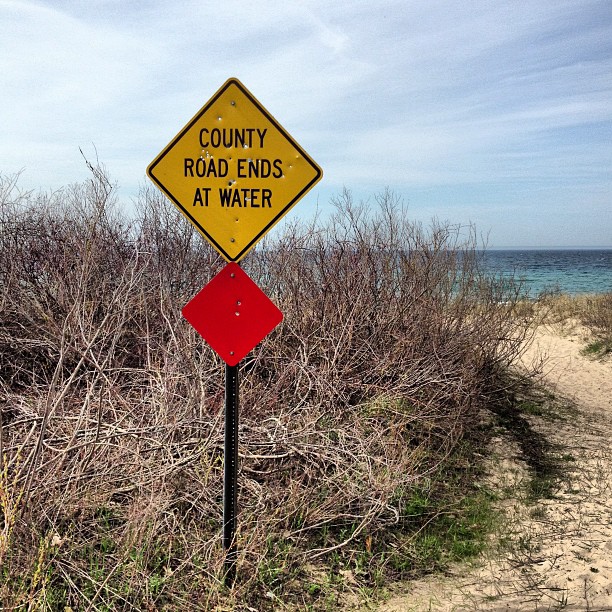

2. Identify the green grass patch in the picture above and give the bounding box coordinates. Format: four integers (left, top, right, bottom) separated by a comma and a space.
582, 339, 612, 358
518, 401, 545, 417
386, 486, 497, 576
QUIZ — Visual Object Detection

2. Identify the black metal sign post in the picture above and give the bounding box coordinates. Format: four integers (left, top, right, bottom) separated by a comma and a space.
182, 263, 283, 587
223, 363, 239, 586
147, 78, 321, 590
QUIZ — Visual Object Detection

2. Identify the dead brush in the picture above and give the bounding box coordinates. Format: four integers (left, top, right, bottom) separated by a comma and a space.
580, 293, 612, 344
536, 292, 612, 354
0, 172, 534, 609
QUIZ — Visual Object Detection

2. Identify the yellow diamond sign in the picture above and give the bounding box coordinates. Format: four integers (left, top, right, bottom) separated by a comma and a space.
147, 78, 323, 262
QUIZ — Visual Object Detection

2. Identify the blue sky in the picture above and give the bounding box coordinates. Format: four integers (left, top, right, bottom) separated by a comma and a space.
1, 0, 611, 247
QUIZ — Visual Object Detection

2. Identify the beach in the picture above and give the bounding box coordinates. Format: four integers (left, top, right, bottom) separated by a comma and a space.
379, 322, 612, 611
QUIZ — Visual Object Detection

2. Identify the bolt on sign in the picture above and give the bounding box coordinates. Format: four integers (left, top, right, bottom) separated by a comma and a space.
147, 78, 323, 262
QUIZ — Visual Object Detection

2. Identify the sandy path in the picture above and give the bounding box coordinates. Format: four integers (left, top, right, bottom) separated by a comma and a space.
523, 326, 611, 416
378, 327, 612, 611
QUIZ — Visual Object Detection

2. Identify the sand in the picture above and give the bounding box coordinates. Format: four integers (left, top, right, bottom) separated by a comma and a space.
378, 325, 612, 611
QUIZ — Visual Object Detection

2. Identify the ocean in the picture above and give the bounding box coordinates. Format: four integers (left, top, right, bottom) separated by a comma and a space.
481, 249, 612, 297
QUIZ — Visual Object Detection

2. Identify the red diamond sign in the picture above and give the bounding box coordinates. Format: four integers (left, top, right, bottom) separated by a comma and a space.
182, 263, 283, 366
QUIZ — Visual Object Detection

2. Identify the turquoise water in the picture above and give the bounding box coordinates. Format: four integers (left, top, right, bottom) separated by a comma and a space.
481, 250, 612, 296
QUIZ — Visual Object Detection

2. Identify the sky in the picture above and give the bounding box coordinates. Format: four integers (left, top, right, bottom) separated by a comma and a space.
1, 0, 611, 248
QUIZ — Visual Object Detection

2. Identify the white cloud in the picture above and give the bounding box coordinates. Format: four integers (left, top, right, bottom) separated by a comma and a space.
1, 0, 610, 246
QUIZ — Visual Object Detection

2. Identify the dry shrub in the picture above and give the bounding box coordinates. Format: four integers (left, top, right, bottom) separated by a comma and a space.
0, 172, 533, 609
535, 292, 612, 344
579, 293, 612, 342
